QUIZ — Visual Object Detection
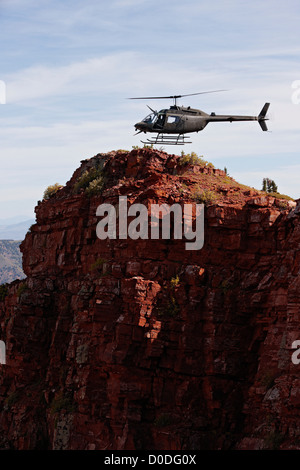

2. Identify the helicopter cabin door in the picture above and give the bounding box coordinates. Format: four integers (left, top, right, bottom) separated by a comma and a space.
164, 114, 184, 134
153, 111, 166, 130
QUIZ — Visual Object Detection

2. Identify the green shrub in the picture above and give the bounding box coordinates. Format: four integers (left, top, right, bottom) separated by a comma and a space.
143, 143, 153, 149
74, 169, 93, 192
178, 151, 214, 168
43, 183, 63, 200
170, 275, 180, 289
74, 166, 106, 196
85, 176, 106, 196
191, 187, 217, 205
267, 192, 294, 201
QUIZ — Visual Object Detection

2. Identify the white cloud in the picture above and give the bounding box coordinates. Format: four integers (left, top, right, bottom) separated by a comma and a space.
1, 0, 300, 219
5, 52, 141, 104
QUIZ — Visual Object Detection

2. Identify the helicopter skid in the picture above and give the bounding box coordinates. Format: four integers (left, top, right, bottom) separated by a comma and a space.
141, 134, 192, 146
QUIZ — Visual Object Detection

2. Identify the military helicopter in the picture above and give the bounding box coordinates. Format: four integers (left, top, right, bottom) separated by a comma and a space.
130, 91, 270, 145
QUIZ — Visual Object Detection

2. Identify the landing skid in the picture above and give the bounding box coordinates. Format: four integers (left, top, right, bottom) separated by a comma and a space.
141, 134, 192, 146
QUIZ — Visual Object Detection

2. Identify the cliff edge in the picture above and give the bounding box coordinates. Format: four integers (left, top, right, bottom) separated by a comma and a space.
0, 148, 299, 450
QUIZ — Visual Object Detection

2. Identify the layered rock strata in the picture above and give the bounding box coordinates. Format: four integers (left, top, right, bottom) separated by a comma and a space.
0, 148, 299, 450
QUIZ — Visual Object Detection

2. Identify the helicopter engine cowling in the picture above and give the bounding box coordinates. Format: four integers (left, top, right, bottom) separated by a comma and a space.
184, 115, 209, 133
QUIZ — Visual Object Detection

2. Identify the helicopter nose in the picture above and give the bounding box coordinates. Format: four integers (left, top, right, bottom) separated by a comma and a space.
135, 122, 147, 131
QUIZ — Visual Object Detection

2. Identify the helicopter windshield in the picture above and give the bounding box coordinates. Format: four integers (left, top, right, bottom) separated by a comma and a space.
142, 113, 156, 124
142, 110, 166, 125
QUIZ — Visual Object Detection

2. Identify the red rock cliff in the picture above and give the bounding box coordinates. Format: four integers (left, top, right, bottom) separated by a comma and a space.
0, 148, 299, 450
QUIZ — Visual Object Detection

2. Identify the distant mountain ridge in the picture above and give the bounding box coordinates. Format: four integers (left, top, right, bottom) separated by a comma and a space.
0, 219, 34, 241
0, 240, 25, 284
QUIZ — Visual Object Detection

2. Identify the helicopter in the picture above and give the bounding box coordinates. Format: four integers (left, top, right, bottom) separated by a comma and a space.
130, 91, 270, 145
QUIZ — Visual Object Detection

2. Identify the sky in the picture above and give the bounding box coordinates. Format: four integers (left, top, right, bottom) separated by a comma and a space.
0, 0, 300, 220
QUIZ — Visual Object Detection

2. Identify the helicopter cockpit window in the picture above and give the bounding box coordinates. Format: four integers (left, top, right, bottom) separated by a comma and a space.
167, 115, 180, 124
142, 113, 156, 124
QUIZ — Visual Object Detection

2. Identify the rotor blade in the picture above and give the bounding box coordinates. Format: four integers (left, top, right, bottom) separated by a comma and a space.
147, 105, 157, 114
128, 90, 227, 100
179, 90, 228, 98
129, 96, 172, 100
129, 97, 174, 101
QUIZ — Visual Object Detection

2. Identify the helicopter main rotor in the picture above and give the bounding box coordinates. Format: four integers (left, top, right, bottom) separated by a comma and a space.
129, 90, 227, 106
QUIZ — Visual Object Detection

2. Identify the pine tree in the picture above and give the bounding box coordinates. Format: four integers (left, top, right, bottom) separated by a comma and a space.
271, 180, 278, 193
262, 178, 278, 194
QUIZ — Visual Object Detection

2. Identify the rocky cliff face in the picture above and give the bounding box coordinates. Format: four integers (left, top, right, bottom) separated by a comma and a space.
0, 148, 299, 450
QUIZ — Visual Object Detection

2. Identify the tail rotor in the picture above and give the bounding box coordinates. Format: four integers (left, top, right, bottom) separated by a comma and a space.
258, 102, 270, 131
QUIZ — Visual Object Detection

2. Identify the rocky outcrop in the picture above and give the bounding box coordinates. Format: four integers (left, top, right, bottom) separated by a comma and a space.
0, 148, 299, 450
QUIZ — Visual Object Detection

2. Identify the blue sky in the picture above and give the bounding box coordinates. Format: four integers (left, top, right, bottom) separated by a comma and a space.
0, 0, 300, 220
